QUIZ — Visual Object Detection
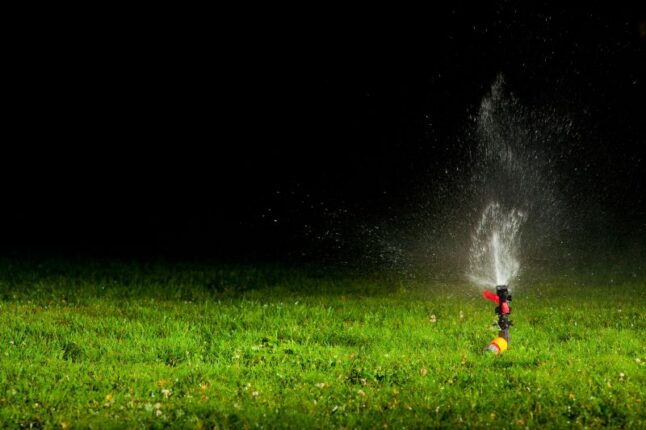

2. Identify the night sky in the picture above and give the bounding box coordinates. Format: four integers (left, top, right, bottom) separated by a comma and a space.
5, 5, 645, 264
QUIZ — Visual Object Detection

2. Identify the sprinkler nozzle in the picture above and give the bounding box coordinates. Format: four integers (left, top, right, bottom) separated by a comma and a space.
495, 285, 512, 344
484, 285, 513, 353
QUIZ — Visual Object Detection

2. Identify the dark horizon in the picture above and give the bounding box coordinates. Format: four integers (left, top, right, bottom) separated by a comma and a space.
4, 5, 645, 264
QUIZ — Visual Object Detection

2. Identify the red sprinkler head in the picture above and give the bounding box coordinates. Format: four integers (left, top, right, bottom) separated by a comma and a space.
483, 289, 499, 304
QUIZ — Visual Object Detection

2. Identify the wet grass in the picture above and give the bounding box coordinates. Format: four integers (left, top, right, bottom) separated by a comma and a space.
0, 259, 644, 428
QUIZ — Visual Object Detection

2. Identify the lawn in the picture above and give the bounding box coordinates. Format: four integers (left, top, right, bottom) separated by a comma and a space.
0, 259, 644, 428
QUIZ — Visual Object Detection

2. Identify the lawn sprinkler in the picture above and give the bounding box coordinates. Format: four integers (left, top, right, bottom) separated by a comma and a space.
483, 285, 512, 354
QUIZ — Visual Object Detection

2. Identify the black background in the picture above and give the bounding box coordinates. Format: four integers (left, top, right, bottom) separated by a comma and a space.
4, 4, 645, 263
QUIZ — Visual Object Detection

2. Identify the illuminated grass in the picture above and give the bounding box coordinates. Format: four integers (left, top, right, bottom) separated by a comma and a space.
0, 260, 644, 428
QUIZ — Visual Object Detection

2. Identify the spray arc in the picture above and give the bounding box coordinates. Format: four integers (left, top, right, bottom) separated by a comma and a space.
483, 285, 512, 354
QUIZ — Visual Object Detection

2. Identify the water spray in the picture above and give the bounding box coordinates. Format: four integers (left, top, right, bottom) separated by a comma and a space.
466, 76, 559, 355
483, 285, 512, 354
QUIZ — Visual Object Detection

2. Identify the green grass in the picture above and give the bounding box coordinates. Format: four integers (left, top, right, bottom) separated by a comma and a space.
0, 259, 644, 429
